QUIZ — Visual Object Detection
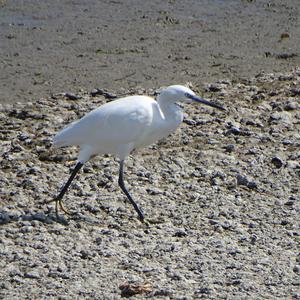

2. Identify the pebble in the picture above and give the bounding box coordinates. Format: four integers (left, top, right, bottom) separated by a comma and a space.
225, 144, 235, 153
236, 174, 257, 189
174, 229, 187, 237
64, 93, 81, 100
271, 156, 284, 168
24, 271, 40, 279
284, 101, 298, 111
207, 83, 222, 92
225, 126, 241, 135
146, 187, 163, 195
290, 88, 300, 96
236, 174, 249, 186
0, 212, 12, 225
90, 88, 117, 99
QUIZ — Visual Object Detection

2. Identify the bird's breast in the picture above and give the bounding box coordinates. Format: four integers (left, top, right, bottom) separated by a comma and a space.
135, 109, 182, 149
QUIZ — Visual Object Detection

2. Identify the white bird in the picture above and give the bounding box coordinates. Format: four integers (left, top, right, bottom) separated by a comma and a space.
49, 85, 225, 222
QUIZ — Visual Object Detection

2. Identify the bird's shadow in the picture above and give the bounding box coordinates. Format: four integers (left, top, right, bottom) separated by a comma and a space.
0, 208, 125, 227
0, 210, 71, 226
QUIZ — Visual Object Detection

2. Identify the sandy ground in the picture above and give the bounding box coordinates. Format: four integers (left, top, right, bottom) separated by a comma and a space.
0, 69, 299, 299
0, 0, 299, 104
0, 1, 299, 299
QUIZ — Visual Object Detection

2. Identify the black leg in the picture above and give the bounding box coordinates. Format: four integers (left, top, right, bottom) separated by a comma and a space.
48, 162, 83, 216
118, 160, 144, 222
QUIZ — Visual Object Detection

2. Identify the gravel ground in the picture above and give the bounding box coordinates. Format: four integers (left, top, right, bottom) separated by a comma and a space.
0, 69, 299, 299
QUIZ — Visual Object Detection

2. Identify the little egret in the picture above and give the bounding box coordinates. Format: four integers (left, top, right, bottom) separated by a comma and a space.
49, 85, 225, 222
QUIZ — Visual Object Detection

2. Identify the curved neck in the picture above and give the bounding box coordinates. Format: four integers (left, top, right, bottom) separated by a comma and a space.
157, 96, 183, 123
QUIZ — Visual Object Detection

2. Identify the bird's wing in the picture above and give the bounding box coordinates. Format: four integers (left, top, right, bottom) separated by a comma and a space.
53, 96, 155, 148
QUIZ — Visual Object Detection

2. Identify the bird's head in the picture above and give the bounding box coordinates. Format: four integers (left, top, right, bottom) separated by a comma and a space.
158, 85, 225, 111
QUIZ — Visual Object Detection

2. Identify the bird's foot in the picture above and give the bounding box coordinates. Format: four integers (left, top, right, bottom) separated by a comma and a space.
137, 212, 145, 224
46, 197, 71, 218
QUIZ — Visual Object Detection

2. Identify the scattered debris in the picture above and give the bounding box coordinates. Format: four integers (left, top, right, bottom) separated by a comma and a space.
119, 282, 152, 297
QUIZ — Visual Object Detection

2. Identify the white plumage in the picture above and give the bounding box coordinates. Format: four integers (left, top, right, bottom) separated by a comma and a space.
50, 85, 224, 221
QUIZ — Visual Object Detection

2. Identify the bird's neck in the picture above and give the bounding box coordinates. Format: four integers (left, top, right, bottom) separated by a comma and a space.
157, 98, 183, 122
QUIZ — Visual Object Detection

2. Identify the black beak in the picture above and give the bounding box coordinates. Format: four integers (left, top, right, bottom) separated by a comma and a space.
186, 93, 225, 111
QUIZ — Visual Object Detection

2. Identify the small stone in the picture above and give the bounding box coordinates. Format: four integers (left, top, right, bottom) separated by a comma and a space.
225, 144, 235, 153
65, 93, 80, 100
211, 170, 226, 180
290, 88, 300, 96
174, 229, 187, 237
80, 250, 89, 259
208, 84, 222, 92
246, 148, 259, 155
252, 93, 265, 101
24, 271, 40, 279
271, 156, 284, 168
153, 289, 171, 297
196, 287, 211, 295
0, 212, 11, 225
225, 126, 241, 136
91, 89, 101, 97
236, 175, 257, 189
184, 119, 197, 125
18, 133, 30, 141
293, 266, 300, 274
247, 181, 258, 189
282, 139, 293, 145
276, 53, 297, 59
146, 187, 163, 195
95, 237, 102, 245
209, 219, 219, 226
170, 272, 182, 281
236, 175, 249, 186
284, 101, 298, 111
90, 88, 117, 99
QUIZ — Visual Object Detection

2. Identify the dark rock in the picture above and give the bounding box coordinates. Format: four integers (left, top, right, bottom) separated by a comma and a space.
236, 175, 249, 186
196, 287, 211, 295
208, 84, 222, 92
247, 181, 258, 189
152, 289, 172, 297
146, 188, 163, 195
293, 266, 300, 274
290, 88, 300, 96
24, 271, 40, 279
283, 101, 298, 111
276, 53, 298, 59
8, 109, 30, 120
174, 229, 187, 237
225, 144, 235, 153
236, 175, 257, 189
225, 126, 241, 135
271, 156, 284, 168
184, 119, 197, 125
80, 250, 89, 259
0, 212, 11, 225
65, 93, 81, 100
90, 88, 117, 99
